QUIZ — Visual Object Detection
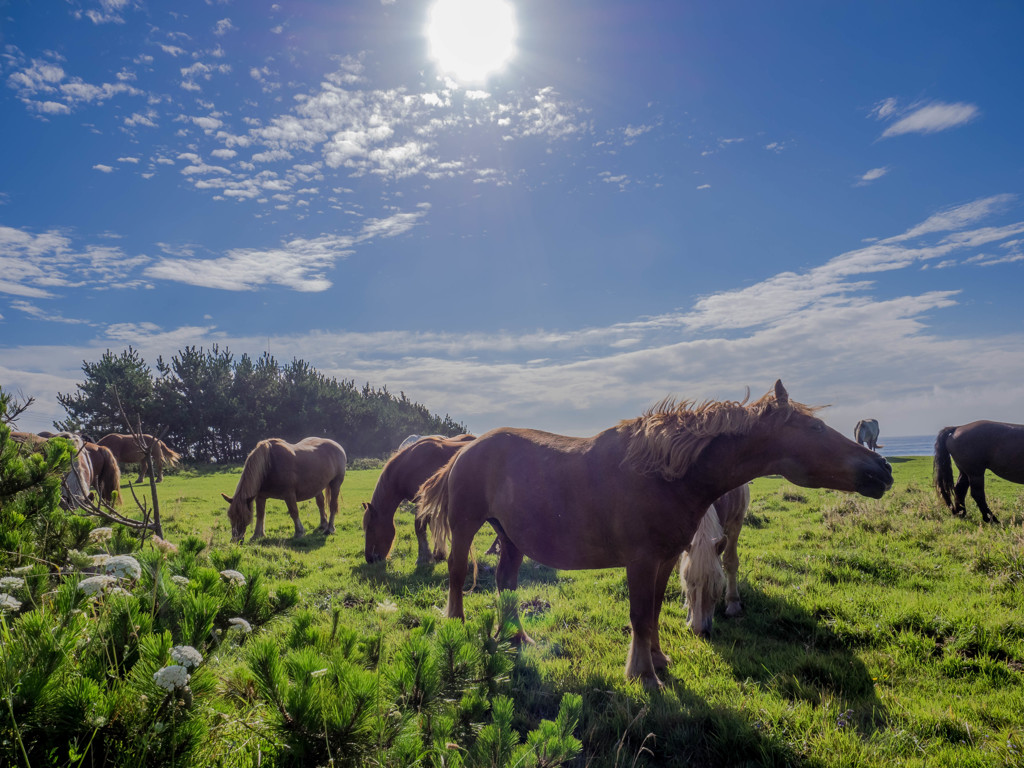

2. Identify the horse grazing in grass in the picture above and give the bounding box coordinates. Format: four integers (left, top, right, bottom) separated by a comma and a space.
97, 433, 181, 483
934, 420, 1024, 524
854, 419, 882, 451
679, 483, 751, 637
222, 437, 347, 542
417, 380, 892, 688
84, 442, 121, 506
363, 434, 476, 565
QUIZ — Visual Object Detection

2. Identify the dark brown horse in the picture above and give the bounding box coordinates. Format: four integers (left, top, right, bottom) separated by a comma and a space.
97, 433, 182, 483
84, 442, 122, 506
934, 420, 1024, 524
222, 437, 347, 542
363, 434, 476, 565
679, 483, 750, 637
417, 381, 892, 688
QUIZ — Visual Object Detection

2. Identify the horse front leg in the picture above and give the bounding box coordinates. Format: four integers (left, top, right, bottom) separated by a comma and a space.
968, 473, 1000, 524
252, 498, 269, 540
413, 511, 434, 566
649, 557, 678, 672
723, 532, 743, 618
625, 559, 662, 688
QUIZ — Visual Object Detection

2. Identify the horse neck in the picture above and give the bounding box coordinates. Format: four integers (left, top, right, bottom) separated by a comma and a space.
684, 431, 775, 508
369, 462, 406, 518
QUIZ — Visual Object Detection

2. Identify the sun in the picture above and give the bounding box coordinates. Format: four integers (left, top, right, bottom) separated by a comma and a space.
426, 0, 517, 84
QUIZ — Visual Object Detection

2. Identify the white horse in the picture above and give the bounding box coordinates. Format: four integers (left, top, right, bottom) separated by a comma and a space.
854, 419, 882, 451
679, 483, 751, 637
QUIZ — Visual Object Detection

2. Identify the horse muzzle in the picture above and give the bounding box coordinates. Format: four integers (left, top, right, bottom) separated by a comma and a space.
856, 456, 893, 499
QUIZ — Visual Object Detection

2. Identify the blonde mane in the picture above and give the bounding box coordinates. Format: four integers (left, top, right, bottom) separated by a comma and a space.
235, 440, 273, 501
618, 389, 821, 481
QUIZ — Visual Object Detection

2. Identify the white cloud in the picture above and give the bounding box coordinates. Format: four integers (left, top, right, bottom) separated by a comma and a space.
214, 18, 236, 36
856, 167, 888, 186
880, 101, 979, 138
93, 164, 114, 173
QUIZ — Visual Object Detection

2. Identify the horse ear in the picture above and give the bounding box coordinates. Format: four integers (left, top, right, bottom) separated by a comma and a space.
361, 501, 370, 511
221, 493, 233, 503
774, 379, 789, 405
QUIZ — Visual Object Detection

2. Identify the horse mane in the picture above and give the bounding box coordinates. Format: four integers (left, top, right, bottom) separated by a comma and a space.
235, 440, 273, 500
618, 389, 822, 481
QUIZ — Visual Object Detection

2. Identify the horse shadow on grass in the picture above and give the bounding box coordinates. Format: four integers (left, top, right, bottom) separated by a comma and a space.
352, 552, 560, 594
697, 582, 887, 733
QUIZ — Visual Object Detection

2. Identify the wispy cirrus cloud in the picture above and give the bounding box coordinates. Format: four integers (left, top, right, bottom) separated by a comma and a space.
856, 167, 888, 186
871, 98, 980, 138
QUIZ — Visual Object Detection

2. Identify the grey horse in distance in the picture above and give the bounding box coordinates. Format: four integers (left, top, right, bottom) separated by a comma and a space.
854, 419, 882, 451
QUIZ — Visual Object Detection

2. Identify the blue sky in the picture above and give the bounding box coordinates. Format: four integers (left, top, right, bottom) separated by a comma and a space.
2, 0, 1023, 440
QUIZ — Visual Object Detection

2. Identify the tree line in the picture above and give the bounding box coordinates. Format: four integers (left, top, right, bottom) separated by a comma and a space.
55, 346, 467, 463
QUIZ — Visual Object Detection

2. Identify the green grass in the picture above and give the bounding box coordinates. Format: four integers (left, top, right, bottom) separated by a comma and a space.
126, 458, 1024, 767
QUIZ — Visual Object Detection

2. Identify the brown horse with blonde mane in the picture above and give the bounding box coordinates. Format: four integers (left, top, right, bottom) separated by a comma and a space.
934, 420, 1024, 524
417, 381, 893, 688
222, 437, 347, 542
679, 483, 750, 637
84, 442, 122, 506
363, 434, 475, 565
97, 433, 181, 483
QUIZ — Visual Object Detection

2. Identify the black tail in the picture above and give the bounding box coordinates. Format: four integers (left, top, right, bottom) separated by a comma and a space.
933, 426, 957, 511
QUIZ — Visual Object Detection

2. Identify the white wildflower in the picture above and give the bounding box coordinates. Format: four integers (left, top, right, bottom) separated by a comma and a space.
0, 577, 25, 592
78, 575, 117, 595
11, 565, 33, 575
170, 645, 203, 670
153, 665, 190, 691
88, 527, 113, 544
90, 554, 110, 567
0, 593, 22, 613
106, 587, 132, 598
228, 617, 252, 633
310, 668, 329, 679
219, 569, 246, 586
376, 599, 398, 614
171, 575, 190, 588
104, 555, 141, 581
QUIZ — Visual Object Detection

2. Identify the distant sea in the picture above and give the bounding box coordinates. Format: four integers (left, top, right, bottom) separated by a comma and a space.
878, 435, 933, 457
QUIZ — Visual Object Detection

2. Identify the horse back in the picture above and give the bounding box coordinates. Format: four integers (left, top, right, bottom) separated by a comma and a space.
950, 421, 1024, 482
255, 437, 346, 501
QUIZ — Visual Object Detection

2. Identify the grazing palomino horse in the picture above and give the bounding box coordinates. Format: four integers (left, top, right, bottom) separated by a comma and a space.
363, 434, 476, 565
934, 420, 1024, 524
84, 442, 121, 506
11, 431, 93, 509
679, 483, 751, 637
222, 437, 347, 542
853, 419, 881, 451
418, 381, 892, 688
97, 433, 181, 483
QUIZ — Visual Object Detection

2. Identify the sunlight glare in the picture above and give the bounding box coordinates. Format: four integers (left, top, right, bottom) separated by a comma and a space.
426, 0, 517, 83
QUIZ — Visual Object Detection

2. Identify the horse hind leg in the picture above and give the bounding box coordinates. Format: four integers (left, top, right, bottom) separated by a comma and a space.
443, 528, 475, 621
723, 534, 743, 618
314, 490, 329, 534
967, 473, 999, 524
953, 472, 970, 517
324, 479, 341, 534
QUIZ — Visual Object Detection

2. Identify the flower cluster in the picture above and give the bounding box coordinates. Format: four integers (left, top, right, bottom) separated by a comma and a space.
153, 665, 190, 692
219, 569, 246, 587
104, 555, 142, 581
170, 645, 203, 670
88, 527, 113, 544
0, 593, 22, 613
228, 617, 252, 633
0, 576, 25, 592
171, 575, 191, 588
151, 535, 178, 555
78, 575, 117, 596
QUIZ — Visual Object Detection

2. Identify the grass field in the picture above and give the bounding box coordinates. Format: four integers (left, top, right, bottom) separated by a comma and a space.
126, 457, 1024, 767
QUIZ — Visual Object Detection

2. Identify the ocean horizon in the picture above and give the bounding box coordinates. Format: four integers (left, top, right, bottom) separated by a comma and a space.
876, 435, 933, 457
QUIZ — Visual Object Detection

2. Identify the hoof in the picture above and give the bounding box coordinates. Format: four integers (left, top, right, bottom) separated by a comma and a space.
652, 650, 671, 671
725, 601, 743, 618
634, 671, 663, 690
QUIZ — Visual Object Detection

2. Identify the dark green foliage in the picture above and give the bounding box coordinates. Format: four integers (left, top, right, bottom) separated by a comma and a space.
58, 346, 468, 462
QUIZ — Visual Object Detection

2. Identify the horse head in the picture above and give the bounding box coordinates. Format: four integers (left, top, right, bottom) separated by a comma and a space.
222, 492, 254, 542
680, 505, 728, 638
362, 501, 395, 563
755, 381, 892, 498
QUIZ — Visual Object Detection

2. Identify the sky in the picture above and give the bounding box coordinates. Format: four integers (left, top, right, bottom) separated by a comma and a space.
2, 0, 1023, 443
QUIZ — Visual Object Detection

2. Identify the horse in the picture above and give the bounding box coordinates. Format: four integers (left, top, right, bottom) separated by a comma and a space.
853, 419, 882, 451
11, 430, 93, 509
221, 437, 347, 542
934, 420, 1024, 524
97, 433, 182, 483
363, 434, 476, 565
679, 483, 751, 637
417, 380, 892, 688
84, 442, 122, 506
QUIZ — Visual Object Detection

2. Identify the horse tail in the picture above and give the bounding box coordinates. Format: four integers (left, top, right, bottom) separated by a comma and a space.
416, 453, 458, 559
160, 440, 182, 468
933, 426, 957, 510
